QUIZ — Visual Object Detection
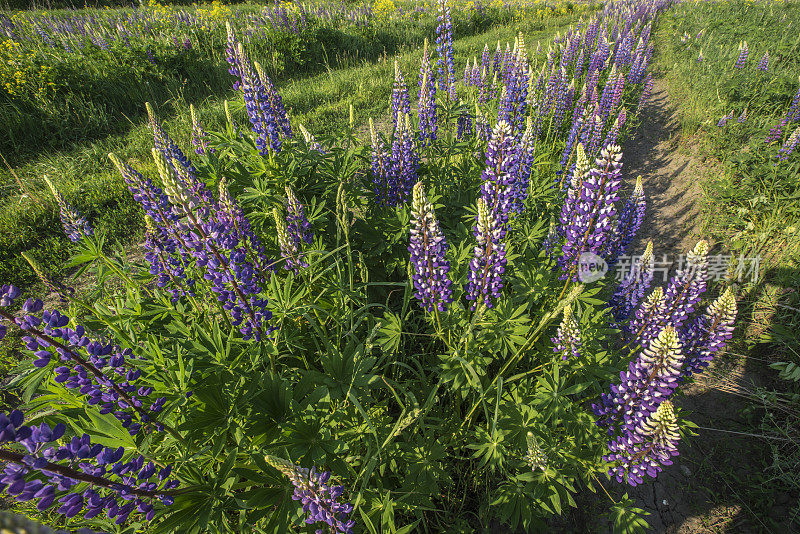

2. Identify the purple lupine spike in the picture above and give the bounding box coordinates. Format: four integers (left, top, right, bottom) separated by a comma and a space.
408, 182, 453, 312
391, 60, 411, 128
418, 39, 438, 144
558, 143, 591, 237
734, 41, 748, 69
145, 103, 201, 192
559, 144, 624, 279
265, 456, 354, 534
697, 48, 704, 63
757, 50, 769, 72
285, 186, 313, 245
717, 113, 731, 128
514, 117, 536, 213
637, 73, 653, 113
776, 126, 800, 162
481, 43, 491, 74
594, 325, 684, 431
602, 106, 628, 149
44, 177, 92, 243
434, 0, 455, 100
604, 400, 681, 486
0, 411, 178, 522
681, 287, 737, 378
465, 199, 507, 310
0, 300, 168, 436
190, 104, 212, 156
151, 150, 271, 341
609, 241, 654, 322
456, 107, 473, 141
391, 114, 419, 205
254, 60, 292, 141
737, 108, 748, 123
274, 208, 307, 274
480, 121, 520, 224
492, 41, 502, 77
630, 241, 710, 348
552, 75, 573, 133
234, 43, 282, 154
552, 305, 581, 360
605, 172, 644, 265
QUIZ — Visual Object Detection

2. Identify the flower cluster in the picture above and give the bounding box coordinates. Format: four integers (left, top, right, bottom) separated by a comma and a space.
418, 39, 438, 144
408, 182, 453, 312
480, 120, 521, 224
609, 240, 654, 322
465, 199, 507, 310
286, 185, 314, 246
370, 114, 419, 207
604, 400, 680, 486
265, 455, 354, 534
0, 411, 178, 523
552, 305, 581, 360
734, 40, 748, 69
45, 177, 92, 243
434, 0, 455, 100
190, 103, 212, 155
0, 295, 167, 437
391, 60, 411, 128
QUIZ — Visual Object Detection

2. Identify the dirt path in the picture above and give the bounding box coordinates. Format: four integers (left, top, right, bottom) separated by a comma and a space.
623, 78, 703, 257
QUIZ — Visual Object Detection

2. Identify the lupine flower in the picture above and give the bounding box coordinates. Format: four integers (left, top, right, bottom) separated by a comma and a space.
777, 126, 800, 162
559, 145, 624, 279
0, 298, 167, 436
552, 305, 581, 360
369, 118, 393, 206
637, 73, 653, 113
0, 411, 178, 523
190, 104, 212, 156
264, 455, 355, 534
391, 60, 411, 128
44, 177, 92, 243
717, 113, 731, 128
604, 400, 681, 486
594, 325, 684, 431
285, 185, 314, 245
274, 207, 307, 274
298, 123, 324, 153
738, 108, 748, 123
757, 50, 769, 72
524, 432, 548, 472
151, 150, 271, 341
418, 39, 438, 144
697, 48, 704, 63
389, 114, 419, 206
514, 117, 536, 213
434, 0, 455, 99
408, 182, 453, 312
465, 199, 507, 310
630, 241, 709, 348
681, 287, 737, 378
456, 106, 473, 141
609, 241, 654, 322
480, 121, 520, 224
253, 61, 292, 141
235, 44, 282, 154
605, 173, 645, 265
734, 41, 748, 69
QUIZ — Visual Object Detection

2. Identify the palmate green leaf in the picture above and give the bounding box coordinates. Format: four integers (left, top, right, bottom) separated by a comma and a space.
376, 311, 403, 355
608, 494, 650, 534
83, 408, 137, 449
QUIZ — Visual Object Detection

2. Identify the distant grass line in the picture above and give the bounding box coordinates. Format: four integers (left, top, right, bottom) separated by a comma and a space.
0, 11, 587, 291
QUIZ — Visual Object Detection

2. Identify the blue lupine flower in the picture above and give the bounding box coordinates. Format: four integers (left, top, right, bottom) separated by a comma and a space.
465, 199, 507, 310
409, 182, 453, 312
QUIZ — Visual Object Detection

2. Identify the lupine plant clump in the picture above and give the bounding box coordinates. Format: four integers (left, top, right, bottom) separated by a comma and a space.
0, 0, 745, 531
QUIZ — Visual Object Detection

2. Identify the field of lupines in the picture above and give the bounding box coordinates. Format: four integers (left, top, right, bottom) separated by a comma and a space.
0, 0, 594, 295
0, 0, 799, 532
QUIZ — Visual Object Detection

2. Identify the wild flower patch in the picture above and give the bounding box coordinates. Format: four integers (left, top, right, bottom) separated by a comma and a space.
0, 0, 741, 531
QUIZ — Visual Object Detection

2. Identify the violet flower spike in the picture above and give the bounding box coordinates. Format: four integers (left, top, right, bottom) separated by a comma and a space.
552, 305, 581, 360
264, 455, 355, 534
604, 400, 681, 486
44, 177, 92, 243
609, 241, 654, 323
408, 182, 453, 313
465, 199, 507, 310
680, 287, 737, 378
